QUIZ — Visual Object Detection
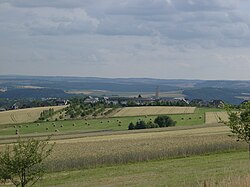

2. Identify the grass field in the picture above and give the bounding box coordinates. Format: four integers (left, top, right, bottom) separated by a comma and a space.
205, 112, 229, 124
0, 106, 66, 126
26, 151, 250, 187
0, 108, 224, 136
113, 106, 196, 117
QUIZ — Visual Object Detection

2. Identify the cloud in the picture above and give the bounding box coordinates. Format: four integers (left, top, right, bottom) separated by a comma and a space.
23, 7, 99, 35
1, 0, 250, 79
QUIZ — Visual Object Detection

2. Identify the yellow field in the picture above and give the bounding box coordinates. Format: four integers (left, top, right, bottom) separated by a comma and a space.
205, 112, 229, 124
113, 106, 196, 117
0, 106, 67, 125
38, 125, 245, 171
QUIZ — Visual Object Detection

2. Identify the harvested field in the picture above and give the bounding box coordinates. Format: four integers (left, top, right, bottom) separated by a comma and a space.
205, 112, 228, 124
0, 106, 66, 125
113, 106, 196, 117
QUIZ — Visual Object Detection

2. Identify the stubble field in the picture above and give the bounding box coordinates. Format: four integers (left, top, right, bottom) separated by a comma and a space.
113, 106, 196, 117
0, 106, 66, 125
205, 112, 229, 124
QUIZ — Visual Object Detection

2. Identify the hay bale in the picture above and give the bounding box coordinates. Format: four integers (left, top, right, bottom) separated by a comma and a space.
118, 124, 121, 126
26, 125, 29, 128
37, 123, 40, 126
46, 127, 49, 131
55, 129, 59, 132
72, 123, 76, 126
60, 125, 63, 128
19, 125, 22, 128
15, 129, 19, 135
13, 125, 16, 128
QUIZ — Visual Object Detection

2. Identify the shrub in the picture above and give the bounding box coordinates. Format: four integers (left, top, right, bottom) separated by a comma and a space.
135, 120, 146, 129
128, 122, 135, 130
154, 115, 176, 127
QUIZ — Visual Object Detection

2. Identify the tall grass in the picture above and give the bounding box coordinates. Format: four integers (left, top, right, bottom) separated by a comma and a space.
45, 133, 247, 172
201, 175, 250, 187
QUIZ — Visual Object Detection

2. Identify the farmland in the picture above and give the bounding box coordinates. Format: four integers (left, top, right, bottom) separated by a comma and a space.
0, 106, 66, 125
0, 107, 218, 136
1, 106, 246, 187
33, 151, 249, 187
113, 106, 196, 117
44, 125, 245, 171
0, 124, 248, 187
205, 112, 229, 124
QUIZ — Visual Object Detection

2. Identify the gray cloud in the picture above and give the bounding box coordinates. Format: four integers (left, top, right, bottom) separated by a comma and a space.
1, 0, 250, 79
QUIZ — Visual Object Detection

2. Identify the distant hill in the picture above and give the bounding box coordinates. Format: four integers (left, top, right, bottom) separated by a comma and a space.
183, 88, 245, 105
0, 88, 70, 99
0, 75, 250, 104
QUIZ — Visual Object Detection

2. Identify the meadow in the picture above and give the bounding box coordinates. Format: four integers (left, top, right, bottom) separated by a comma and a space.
31, 151, 249, 187
0, 106, 66, 125
0, 108, 221, 136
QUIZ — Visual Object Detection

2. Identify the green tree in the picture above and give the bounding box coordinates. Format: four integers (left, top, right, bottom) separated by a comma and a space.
128, 122, 135, 130
154, 115, 176, 127
225, 102, 250, 159
0, 137, 54, 187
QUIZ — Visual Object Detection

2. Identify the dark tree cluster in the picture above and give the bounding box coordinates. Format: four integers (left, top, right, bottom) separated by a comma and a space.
128, 115, 176, 130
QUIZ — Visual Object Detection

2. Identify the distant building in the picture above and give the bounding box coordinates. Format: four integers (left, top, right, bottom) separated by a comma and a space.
190, 99, 208, 107
84, 96, 99, 104
0, 108, 6, 112
56, 99, 69, 106
11, 103, 19, 110
209, 100, 225, 108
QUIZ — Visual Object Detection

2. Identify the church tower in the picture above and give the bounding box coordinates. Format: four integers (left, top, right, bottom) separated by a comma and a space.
155, 86, 159, 98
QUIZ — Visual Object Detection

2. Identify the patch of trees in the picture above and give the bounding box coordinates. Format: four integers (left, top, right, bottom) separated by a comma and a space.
128, 115, 176, 130
39, 108, 55, 120
65, 97, 112, 118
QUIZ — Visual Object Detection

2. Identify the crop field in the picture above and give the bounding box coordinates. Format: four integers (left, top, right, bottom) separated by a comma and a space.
0, 108, 222, 136
0, 106, 66, 126
113, 106, 196, 117
0, 125, 246, 172
35, 125, 247, 172
205, 112, 229, 124
0, 108, 247, 187
0, 109, 208, 136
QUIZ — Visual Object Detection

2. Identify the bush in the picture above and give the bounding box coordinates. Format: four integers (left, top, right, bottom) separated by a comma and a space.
154, 115, 176, 127
128, 122, 135, 130
135, 120, 146, 129
128, 120, 160, 130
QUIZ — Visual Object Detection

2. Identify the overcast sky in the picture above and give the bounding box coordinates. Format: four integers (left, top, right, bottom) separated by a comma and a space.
1, 0, 250, 80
